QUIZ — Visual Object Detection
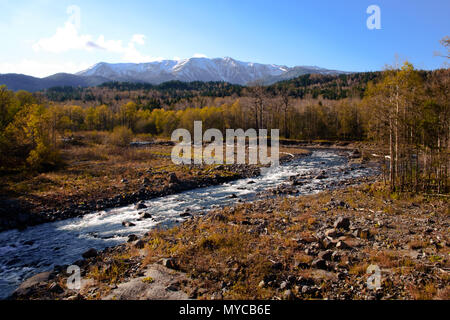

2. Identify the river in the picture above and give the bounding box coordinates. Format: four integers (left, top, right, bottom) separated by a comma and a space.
0, 149, 377, 299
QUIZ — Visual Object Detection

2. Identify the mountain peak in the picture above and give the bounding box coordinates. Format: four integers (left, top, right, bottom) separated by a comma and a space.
76, 57, 345, 85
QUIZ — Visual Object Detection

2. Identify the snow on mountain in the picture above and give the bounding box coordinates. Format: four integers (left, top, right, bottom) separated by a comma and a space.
76, 57, 343, 85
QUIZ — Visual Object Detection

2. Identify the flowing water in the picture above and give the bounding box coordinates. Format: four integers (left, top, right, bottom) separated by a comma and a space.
0, 149, 377, 299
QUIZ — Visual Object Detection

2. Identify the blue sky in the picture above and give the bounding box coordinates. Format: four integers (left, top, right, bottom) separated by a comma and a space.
0, 0, 448, 77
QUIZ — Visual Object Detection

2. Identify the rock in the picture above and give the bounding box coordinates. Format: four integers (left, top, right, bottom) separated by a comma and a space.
127, 234, 138, 242
135, 203, 147, 210
331, 251, 341, 262
66, 293, 84, 300
314, 171, 328, 179
82, 248, 98, 259
166, 283, 180, 292
258, 280, 266, 288
336, 241, 351, 250
139, 212, 152, 219
334, 217, 350, 231
311, 258, 328, 270
319, 238, 332, 249
280, 281, 289, 290
355, 228, 370, 239
134, 240, 146, 249
271, 262, 284, 271
350, 149, 361, 158
122, 221, 136, 227
168, 173, 179, 184
247, 180, 256, 184
142, 177, 150, 185
229, 194, 238, 199
49, 282, 64, 294
13, 271, 52, 297
121, 178, 128, 184
162, 258, 179, 270
318, 250, 333, 261
325, 228, 339, 239
180, 212, 192, 217
283, 289, 295, 300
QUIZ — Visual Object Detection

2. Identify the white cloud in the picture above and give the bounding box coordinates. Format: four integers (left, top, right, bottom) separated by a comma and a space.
32, 6, 156, 63
193, 53, 208, 58
0, 59, 92, 78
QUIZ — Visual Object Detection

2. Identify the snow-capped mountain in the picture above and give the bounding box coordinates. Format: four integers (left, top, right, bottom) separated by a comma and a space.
0, 57, 347, 91
77, 57, 344, 85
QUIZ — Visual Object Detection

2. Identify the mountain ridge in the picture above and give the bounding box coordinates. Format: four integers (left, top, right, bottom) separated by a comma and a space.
1, 57, 348, 92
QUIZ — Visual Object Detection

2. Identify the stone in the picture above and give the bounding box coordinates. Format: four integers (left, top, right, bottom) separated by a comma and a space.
134, 240, 146, 249
135, 203, 147, 210
325, 228, 339, 238
357, 228, 370, 239
122, 221, 136, 227
49, 282, 64, 294
311, 258, 328, 270
334, 217, 350, 231
283, 289, 295, 300
139, 212, 152, 219
318, 250, 333, 261
168, 173, 179, 184
336, 241, 351, 250
82, 248, 98, 259
271, 262, 284, 270
180, 212, 192, 217
314, 172, 328, 179
127, 234, 138, 242
162, 258, 179, 270
13, 271, 52, 297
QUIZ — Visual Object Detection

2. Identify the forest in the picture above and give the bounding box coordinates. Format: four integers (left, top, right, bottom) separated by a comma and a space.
0, 61, 448, 193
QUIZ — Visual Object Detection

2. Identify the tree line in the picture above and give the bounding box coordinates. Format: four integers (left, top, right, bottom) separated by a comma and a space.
0, 62, 448, 193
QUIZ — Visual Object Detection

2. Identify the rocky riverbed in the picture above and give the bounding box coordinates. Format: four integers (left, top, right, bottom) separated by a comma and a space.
2, 149, 384, 299
10, 181, 448, 300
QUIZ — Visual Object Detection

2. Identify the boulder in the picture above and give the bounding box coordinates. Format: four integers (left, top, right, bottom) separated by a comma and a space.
82, 248, 98, 259
336, 241, 351, 250
49, 282, 64, 294
139, 212, 152, 219
325, 228, 339, 239
134, 240, 146, 249
127, 234, 138, 242
12, 271, 52, 297
168, 173, 179, 184
162, 258, 179, 270
334, 217, 350, 231
283, 289, 295, 300
135, 203, 147, 210
311, 258, 327, 270
122, 221, 136, 227
318, 250, 333, 261
180, 212, 192, 217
